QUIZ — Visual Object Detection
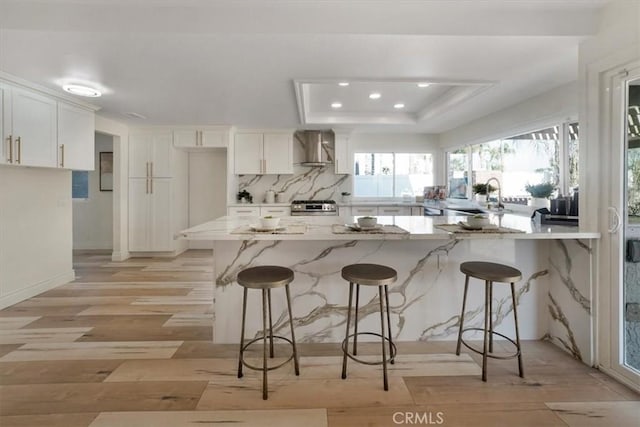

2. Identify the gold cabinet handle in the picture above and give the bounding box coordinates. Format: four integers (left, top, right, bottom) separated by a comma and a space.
6, 135, 12, 163
60, 144, 65, 167
146, 162, 149, 178
150, 177, 153, 194
150, 162, 153, 178
146, 178, 149, 194
16, 136, 21, 164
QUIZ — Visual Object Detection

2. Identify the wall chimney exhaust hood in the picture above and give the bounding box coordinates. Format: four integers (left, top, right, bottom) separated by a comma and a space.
295, 130, 334, 167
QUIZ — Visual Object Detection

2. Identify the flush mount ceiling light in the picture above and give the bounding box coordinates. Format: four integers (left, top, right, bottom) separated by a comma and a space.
331, 102, 343, 109
369, 92, 381, 100
62, 84, 102, 97
338, 82, 350, 87
394, 103, 405, 109
417, 82, 430, 88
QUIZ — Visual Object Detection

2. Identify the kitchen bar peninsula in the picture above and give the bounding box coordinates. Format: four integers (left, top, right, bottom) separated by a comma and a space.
181, 215, 600, 365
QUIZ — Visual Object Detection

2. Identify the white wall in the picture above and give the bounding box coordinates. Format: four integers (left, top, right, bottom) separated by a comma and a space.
72, 133, 113, 250
350, 132, 445, 185
95, 115, 129, 261
0, 166, 74, 308
189, 150, 227, 249
438, 81, 578, 150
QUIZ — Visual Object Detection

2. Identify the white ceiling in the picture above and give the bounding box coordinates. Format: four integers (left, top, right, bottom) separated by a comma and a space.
0, 0, 611, 133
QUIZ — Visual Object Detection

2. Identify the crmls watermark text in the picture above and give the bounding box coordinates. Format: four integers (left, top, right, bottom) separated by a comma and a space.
392, 411, 445, 425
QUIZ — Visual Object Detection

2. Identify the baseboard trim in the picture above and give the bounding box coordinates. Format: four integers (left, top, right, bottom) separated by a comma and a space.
0, 270, 76, 309
128, 248, 187, 258
598, 366, 640, 393
111, 251, 130, 262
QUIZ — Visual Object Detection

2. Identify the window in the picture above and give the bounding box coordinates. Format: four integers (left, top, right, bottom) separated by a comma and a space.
72, 171, 89, 199
354, 153, 433, 197
446, 122, 578, 202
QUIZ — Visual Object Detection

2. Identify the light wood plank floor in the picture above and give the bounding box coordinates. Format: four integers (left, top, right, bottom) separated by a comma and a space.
0, 250, 638, 426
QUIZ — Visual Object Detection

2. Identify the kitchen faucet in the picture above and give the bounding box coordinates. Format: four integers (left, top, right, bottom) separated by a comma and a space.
484, 177, 504, 211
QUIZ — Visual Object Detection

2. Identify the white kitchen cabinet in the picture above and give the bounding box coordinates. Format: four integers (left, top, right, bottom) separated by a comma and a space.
379, 206, 411, 216
6, 87, 57, 168
129, 131, 173, 178
338, 206, 352, 217
228, 206, 260, 216
128, 178, 174, 252
234, 132, 293, 175
260, 206, 291, 217
334, 132, 352, 174
351, 206, 378, 216
411, 206, 424, 216
57, 102, 95, 170
173, 128, 229, 149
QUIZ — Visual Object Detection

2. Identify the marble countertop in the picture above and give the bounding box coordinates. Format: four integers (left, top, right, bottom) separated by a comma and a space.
180, 214, 600, 241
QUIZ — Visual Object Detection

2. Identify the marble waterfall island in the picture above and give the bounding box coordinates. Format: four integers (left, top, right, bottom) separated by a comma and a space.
181, 215, 600, 365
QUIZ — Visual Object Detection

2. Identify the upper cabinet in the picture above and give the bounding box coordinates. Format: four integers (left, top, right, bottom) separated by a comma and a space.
334, 131, 351, 175
1, 79, 96, 170
234, 131, 293, 175
173, 127, 230, 149
7, 87, 57, 168
129, 131, 173, 178
57, 103, 95, 170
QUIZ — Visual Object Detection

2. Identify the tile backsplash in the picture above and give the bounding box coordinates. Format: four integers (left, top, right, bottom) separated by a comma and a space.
238, 166, 351, 203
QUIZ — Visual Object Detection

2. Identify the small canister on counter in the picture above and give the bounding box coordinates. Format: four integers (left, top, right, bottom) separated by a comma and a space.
275, 192, 286, 203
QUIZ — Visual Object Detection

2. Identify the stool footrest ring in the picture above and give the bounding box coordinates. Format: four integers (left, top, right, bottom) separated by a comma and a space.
341, 332, 397, 366
460, 328, 521, 360
240, 335, 296, 372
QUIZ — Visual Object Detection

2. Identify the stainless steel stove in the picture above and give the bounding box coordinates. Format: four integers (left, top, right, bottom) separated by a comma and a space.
290, 200, 338, 216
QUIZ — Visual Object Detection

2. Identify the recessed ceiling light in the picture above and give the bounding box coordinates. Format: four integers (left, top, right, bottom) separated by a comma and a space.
62, 84, 102, 97
331, 102, 343, 109
417, 82, 430, 88
338, 82, 350, 87
394, 103, 405, 109
369, 92, 381, 100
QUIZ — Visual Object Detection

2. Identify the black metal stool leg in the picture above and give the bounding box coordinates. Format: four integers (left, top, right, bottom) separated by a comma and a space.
353, 284, 360, 355
511, 282, 524, 378
384, 285, 394, 364
341, 282, 354, 380
456, 274, 470, 355
267, 289, 274, 358
285, 284, 300, 376
489, 281, 494, 353
261, 289, 268, 400
379, 285, 389, 391
482, 280, 490, 382
237, 287, 248, 378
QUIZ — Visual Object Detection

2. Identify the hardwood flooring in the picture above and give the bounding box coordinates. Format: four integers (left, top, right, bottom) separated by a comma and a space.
0, 250, 637, 426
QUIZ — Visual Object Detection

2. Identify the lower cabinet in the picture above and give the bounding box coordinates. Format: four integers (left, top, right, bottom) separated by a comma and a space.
260, 206, 290, 217
128, 178, 174, 252
228, 206, 260, 216
351, 206, 378, 216
378, 206, 411, 216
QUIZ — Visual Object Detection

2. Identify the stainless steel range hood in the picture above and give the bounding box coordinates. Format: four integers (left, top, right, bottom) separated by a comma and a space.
295, 130, 334, 166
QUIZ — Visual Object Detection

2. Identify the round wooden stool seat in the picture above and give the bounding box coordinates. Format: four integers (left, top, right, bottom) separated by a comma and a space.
341, 263, 397, 286
237, 266, 294, 289
460, 261, 522, 283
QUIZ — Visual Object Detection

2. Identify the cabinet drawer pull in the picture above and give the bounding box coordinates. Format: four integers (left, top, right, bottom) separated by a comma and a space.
150, 162, 153, 178
146, 178, 149, 194
60, 144, 65, 167
236, 210, 254, 214
16, 137, 21, 164
6, 135, 12, 163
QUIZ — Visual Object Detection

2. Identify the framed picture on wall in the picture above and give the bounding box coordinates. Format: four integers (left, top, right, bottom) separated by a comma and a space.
99, 152, 113, 191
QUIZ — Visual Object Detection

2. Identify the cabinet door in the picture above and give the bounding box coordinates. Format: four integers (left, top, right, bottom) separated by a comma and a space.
201, 130, 227, 148
128, 178, 150, 251
0, 84, 8, 165
228, 206, 260, 216
11, 87, 57, 167
411, 206, 424, 216
260, 207, 291, 217
128, 134, 151, 178
338, 206, 352, 217
149, 131, 173, 178
234, 133, 263, 174
379, 206, 410, 215
173, 129, 198, 148
352, 206, 378, 216
57, 103, 95, 170
334, 133, 351, 174
149, 178, 173, 251
263, 133, 293, 174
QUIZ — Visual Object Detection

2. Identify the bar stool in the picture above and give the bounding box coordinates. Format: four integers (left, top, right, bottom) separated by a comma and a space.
455, 261, 524, 382
341, 263, 397, 391
236, 265, 300, 400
